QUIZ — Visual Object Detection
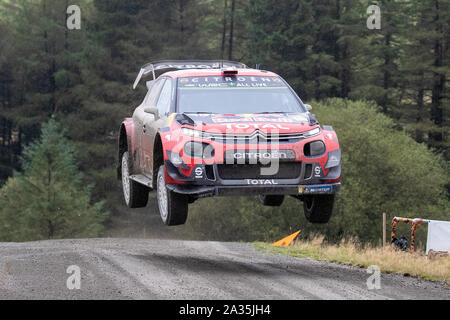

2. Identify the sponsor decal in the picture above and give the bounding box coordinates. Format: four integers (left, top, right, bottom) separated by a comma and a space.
194, 167, 203, 178
314, 166, 321, 177
234, 152, 284, 160
309, 186, 332, 193
185, 113, 308, 125
212, 116, 296, 124
178, 76, 284, 89
246, 179, 279, 185
298, 185, 332, 194
155, 63, 243, 71
223, 123, 291, 129
225, 150, 296, 162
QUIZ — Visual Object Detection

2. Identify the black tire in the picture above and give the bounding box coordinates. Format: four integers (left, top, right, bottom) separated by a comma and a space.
303, 195, 335, 224
157, 165, 188, 226
260, 195, 285, 207
121, 151, 149, 208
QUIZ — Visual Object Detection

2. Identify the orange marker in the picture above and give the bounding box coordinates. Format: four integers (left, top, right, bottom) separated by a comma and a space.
272, 230, 301, 247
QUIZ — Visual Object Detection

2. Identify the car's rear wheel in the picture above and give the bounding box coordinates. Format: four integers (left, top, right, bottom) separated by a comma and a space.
121, 151, 149, 208
303, 195, 335, 223
157, 165, 188, 226
260, 195, 285, 207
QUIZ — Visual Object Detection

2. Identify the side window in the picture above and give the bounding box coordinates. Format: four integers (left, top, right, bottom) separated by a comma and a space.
156, 79, 173, 117
144, 78, 165, 106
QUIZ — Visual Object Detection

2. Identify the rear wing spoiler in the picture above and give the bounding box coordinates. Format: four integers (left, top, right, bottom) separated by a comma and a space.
132, 60, 247, 89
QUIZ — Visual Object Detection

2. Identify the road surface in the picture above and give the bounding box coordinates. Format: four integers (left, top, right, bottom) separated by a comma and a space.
0, 239, 447, 299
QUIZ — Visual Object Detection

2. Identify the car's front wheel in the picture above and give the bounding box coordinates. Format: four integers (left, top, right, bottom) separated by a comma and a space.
121, 151, 149, 208
303, 195, 335, 223
157, 165, 188, 226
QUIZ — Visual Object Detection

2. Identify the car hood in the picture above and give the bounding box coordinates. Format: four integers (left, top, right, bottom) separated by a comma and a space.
182, 113, 316, 134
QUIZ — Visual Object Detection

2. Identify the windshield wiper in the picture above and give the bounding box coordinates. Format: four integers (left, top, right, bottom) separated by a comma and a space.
255, 111, 286, 114
185, 111, 218, 114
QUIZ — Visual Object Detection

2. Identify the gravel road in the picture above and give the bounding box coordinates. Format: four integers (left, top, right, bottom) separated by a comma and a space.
0, 238, 447, 300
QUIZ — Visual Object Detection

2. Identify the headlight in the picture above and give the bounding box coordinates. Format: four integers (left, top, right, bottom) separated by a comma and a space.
181, 127, 202, 138
304, 141, 325, 156
303, 127, 321, 138
166, 150, 188, 168
168, 151, 183, 166
184, 142, 215, 159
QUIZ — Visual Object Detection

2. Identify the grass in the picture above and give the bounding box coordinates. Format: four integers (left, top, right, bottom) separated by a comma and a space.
254, 236, 450, 284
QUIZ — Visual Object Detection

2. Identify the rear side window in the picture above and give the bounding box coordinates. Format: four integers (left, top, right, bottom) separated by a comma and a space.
144, 78, 165, 106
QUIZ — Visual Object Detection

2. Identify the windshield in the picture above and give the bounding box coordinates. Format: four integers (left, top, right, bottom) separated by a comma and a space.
177, 76, 306, 114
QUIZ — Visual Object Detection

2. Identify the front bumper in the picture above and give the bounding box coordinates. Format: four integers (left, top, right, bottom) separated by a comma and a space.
166, 182, 340, 197
165, 157, 340, 197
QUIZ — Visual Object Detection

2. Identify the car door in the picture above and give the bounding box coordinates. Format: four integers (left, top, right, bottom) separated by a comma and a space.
133, 78, 165, 175
142, 77, 174, 177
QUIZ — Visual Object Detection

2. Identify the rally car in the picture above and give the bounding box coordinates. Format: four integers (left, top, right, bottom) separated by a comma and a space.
118, 60, 341, 226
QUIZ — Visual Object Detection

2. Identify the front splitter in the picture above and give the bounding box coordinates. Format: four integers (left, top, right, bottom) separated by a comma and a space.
166, 183, 340, 197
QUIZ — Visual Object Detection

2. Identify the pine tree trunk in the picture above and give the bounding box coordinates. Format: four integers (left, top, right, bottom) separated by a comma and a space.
416, 82, 424, 143
382, 33, 391, 114
42, 0, 56, 115
48, 220, 54, 239
179, 0, 185, 33
228, 0, 235, 60
340, 43, 350, 98
430, 0, 444, 144
221, 0, 228, 59
1, 118, 5, 147
64, 0, 69, 50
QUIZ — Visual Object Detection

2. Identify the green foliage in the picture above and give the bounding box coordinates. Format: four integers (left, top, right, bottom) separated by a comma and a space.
0, 0, 448, 243
0, 119, 108, 241
244, 0, 449, 156
309, 99, 448, 243
186, 99, 449, 243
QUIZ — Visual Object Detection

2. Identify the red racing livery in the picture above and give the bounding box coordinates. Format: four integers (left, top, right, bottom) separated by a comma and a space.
118, 61, 341, 226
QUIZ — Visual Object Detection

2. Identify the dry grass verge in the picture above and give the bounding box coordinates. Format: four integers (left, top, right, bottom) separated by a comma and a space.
254, 236, 450, 284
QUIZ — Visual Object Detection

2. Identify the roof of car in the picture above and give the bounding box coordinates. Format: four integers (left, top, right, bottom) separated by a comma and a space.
162, 68, 279, 78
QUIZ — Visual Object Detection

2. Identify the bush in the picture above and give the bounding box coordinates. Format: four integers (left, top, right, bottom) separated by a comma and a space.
185, 99, 449, 244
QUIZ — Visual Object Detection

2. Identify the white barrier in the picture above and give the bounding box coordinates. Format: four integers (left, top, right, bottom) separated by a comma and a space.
392, 217, 450, 254
426, 220, 450, 254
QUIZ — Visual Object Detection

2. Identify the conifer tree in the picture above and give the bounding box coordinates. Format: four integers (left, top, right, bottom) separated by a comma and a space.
0, 119, 108, 241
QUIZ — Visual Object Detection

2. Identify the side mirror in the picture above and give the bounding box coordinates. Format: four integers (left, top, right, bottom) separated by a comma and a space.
144, 106, 159, 118
305, 104, 312, 111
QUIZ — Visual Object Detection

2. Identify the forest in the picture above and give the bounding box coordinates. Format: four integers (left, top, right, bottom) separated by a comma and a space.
0, 0, 448, 244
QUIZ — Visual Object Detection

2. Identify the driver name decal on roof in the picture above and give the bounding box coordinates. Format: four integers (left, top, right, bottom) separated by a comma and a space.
183, 113, 309, 124
211, 115, 298, 123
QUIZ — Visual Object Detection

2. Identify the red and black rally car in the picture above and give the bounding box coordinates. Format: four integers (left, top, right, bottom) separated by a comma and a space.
118, 61, 341, 226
